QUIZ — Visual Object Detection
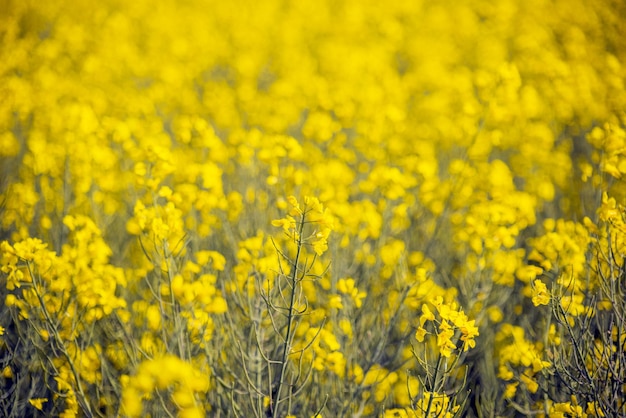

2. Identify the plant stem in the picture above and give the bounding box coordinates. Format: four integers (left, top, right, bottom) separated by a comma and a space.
271, 210, 306, 417
424, 353, 443, 417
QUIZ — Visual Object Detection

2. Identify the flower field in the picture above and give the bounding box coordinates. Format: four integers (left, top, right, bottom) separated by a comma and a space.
1, 0, 626, 416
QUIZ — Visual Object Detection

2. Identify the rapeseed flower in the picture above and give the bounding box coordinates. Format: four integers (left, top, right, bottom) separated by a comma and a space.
29, 398, 48, 411
531, 279, 550, 306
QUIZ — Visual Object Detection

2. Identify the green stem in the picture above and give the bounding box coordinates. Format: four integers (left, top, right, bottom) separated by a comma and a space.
271, 210, 306, 418
424, 353, 443, 417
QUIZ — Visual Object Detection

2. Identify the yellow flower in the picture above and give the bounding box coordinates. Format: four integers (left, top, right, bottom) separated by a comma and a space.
520, 373, 539, 393
436, 321, 457, 358
415, 326, 428, 342
337, 278, 367, 308
146, 305, 161, 330
287, 195, 302, 216
178, 407, 205, 418
312, 237, 329, 256
487, 306, 504, 323
271, 216, 297, 234
586, 402, 605, 417
172, 389, 196, 408
325, 351, 346, 377
531, 279, 550, 306
29, 398, 48, 411
516, 265, 544, 282
328, 295, 344, 309
38, 328, 50, 342
319, 328, 341, 351
196, 250, 227, 271
121, 387, 143, 417
459, 319, 479, 351
498, 365, 514, 381
503, 382, 518, 399
338, 318, 353, 340
551, 402, 584, 416
419, 304, 435, 326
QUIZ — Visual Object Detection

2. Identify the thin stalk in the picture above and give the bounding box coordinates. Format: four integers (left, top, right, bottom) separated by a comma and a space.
163, 241, 187, 359
271, 210, 306, 417
424, 353, 443, 417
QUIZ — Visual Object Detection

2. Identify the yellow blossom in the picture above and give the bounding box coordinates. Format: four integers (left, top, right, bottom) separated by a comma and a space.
531, 279, 551, 306
29, 398, 48, 411
415, 326, 428, 342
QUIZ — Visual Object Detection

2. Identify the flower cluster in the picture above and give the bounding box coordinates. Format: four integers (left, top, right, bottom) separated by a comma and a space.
495, 324, 551, 399
272, 195, 334, 256
121, 354, 211, 417
415, 297, 479, 357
